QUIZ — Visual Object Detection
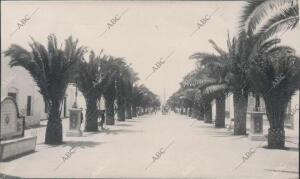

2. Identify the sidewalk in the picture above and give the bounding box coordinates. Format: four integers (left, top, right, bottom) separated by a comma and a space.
222, 116, 299, 145
0, 114, 298, 178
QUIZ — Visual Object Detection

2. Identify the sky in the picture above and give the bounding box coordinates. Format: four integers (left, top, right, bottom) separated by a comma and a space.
2, 1, 299, 104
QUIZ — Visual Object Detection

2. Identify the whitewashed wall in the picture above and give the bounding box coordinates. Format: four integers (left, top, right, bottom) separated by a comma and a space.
1, 55, 80, 127
1, 55, 41, 127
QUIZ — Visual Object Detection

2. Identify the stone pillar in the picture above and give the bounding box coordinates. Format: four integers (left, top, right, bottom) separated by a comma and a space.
66, 108, 82, 137
248, 111, 265, 141
291, 90, 299, 133
228, 94, 234, 120
212, 99, 216, 122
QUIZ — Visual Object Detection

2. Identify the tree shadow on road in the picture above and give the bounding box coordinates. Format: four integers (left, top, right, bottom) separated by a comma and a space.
115, 123, 133, 127
264, 169, 299, 174
195, 125, 215, 129
126, 120, 141, 122
62, 140, 103, 149
103, 129, 143, 135
204, 129, 232, 135
260, 146, 299, 152
203, 128, 249, 140
0, 173, 21, 179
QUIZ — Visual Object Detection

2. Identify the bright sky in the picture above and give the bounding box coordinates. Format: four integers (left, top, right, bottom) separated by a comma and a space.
2, 1, 299, 104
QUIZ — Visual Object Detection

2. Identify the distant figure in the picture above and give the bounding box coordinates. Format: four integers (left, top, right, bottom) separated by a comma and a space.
99, 110, 105, 130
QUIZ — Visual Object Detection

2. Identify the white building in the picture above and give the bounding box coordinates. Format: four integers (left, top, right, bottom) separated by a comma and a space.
1, 54, 81, 127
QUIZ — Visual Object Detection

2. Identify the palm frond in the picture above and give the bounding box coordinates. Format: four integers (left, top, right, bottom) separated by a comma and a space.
208, 39, 227, 56
254, 5, 299, 47
239, 0, 266, 35
4, 44, 49, 97
189, 52, 222, 67
181, 78, 217, 89
241, 0, 297, 35
267, 46, 295, 55
249, 45, 300, 98
259, 38, 281, 53
202, 83, 228, 97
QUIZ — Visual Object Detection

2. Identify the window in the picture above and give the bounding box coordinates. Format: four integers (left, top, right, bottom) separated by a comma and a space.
8, 92, 17, 101
26, 96, 32, 116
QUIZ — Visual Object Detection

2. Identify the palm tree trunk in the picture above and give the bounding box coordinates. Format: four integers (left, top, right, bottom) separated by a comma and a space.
233, 92, 248, 135
117, 102, 126, 121
197, 105, 204, 120
84, 97, 98, 132
105, 97, 115, 125
215, 94, 226, 128
185, 107, 188, 115
204, 103, 212, 123
188, 107, 192, 117
45, 99, 63, 144
132, 106, 137, 117
192, 106, 197, 118
126, 105, 132, 119
197, 110, 204, 120
264, 96, 288, 149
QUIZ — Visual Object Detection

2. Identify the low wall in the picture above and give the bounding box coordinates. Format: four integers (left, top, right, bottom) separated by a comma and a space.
0, 136, 37, 161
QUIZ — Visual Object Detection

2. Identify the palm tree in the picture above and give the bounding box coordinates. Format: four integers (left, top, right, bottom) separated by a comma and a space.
240, 0, 300, 147
4, 34, 86, 144
114, 58, 134, 122
179, 88, 197, 117
116, 69, 127, 121
248, 40, 300, 149
179, 72, 210, 122
132, 85, 143, 117
139, 86, 153, 114
103, 83, 116, 125
168, 89, 186, 115
190, 40, 231, 128
174, 67, 217, 123
200, 35, 251, 134
101, 56, 119, 125
194, 90, 205, 121
239, 0, 299, 109
125, 67, 139, 119
133, 85, 160, 115
240, 0, 299, 110
124, 80, 133, 119
76, 51, 104, 132
202, 100, 212, 123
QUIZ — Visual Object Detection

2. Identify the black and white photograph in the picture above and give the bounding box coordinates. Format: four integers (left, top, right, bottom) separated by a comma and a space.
0, 0, 299, 178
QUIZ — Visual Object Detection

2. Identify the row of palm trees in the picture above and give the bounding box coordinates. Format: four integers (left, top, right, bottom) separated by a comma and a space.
167, 0, 300, 149
4, 35, 160, 144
